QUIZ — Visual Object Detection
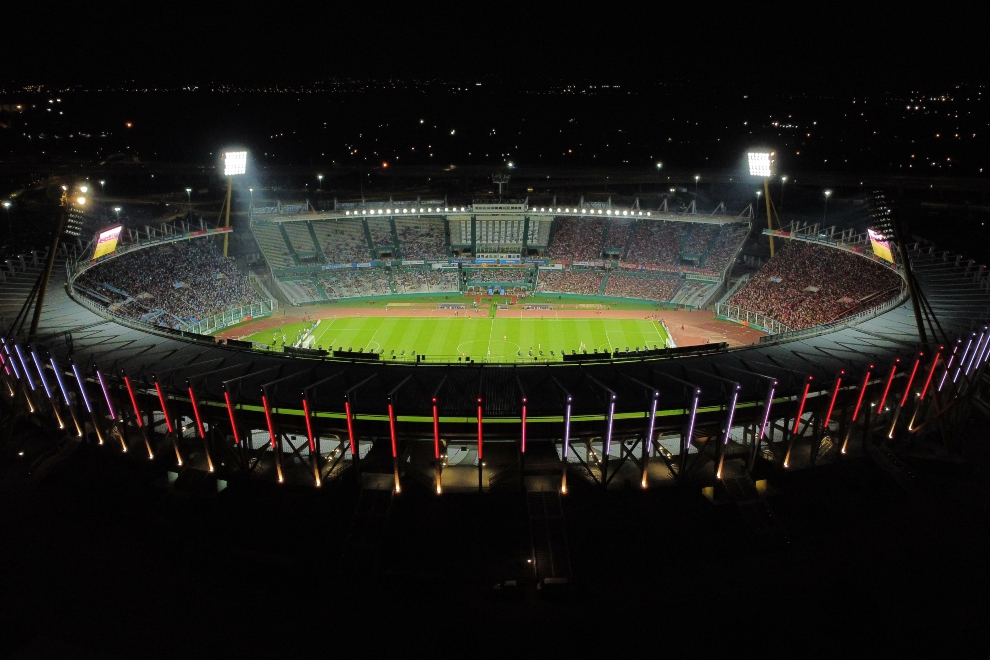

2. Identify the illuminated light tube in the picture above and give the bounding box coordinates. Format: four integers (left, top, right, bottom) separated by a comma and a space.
432, 402, 440, 459
851, 369, 872, 421
344, 399, 357, 456
760, 386, 776, 438
388, 403, 398, 458
918, 351, 942, 400
302, 397, 316, 453
31, 350, 62, 429
124, 375, 143, 427
605, 398, 615, 456
4, 345, 20, 379
262, 393, 283, 482
965, 332, 988, 375
646, 394, 658, 453
899, 357, 922, 408
50, 357, 71, 405
477, 400, 484, 460
785, 379, 812, 469
723, 388, 739, 444
30, 350, 54, 400
224, 390, 239, 443
521, 401, 527, 454
562, 398, 572, 495
96, 368, 116, 419
188, 387, 205, 439
262, 395, 277, 449
72, 363, 92, 413
938, 343, 960, 392
154, 381, 173, 433
686, 390, 700, 449
824, 373, 843, 428
14, 345, 35, 391
878, 362, 898, 412
953, 338, 973, 383
563, 399, 572, 457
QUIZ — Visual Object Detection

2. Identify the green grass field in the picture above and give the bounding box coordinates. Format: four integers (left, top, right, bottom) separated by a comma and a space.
246, 316, 670, 362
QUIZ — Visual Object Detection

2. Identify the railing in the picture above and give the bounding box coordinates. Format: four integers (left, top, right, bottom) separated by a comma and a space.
188, 300, 278, 335
758, 290, 909, 345
715, 304, 791, 335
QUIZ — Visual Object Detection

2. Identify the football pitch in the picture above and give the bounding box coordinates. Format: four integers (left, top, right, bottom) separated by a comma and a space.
245, 316, 670, 361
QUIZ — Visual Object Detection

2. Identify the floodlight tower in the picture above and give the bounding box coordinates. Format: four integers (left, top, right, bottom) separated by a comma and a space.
221, 150, 247, 257
747, 151, 776, 257
2, 200, 11, 242
28, 183, 88, 340
492, 173, 510, 200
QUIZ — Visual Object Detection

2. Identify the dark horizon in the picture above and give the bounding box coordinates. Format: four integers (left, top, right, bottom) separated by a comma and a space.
4, 5, 987, 91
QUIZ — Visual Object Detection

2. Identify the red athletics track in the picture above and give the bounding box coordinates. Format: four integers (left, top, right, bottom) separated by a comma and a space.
216, 303, 766, 349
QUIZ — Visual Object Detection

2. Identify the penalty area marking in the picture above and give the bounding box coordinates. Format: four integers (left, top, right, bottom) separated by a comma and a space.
312, 318, 336, 348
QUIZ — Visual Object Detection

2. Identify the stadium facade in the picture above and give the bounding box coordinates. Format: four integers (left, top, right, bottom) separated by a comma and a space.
3, 196, 990, 494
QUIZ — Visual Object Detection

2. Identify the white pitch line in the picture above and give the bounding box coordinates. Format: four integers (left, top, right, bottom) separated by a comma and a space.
651, 320, 667, 345
314, 318, 336, 347
363, 318, 385, 353
486, 318, 496, 356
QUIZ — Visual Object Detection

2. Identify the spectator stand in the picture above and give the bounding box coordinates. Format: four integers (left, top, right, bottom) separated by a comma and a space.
67, 223, 276, 335
718, 236, 906, 335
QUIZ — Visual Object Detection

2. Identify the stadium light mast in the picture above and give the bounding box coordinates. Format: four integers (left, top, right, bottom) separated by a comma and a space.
2, 201, 10, 242
28, 183, 87, 341
748, 151, 776, 257
221, 150, 247, 257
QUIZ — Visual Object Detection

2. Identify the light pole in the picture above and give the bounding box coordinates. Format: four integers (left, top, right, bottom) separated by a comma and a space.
656, 162, 663, 188
317, 174, 323, 208
823, 189, 832, 222
248, 188, 254, 211
99, 179, 105, 194
694, 174, 700, 212
2, 200, 11, 242
185, 187, 192, 216
779, 175, 787, 213
222, 150, 247, 257
30, 183, 87, 340
748, 150, 776, 256
113, 206, 121, 222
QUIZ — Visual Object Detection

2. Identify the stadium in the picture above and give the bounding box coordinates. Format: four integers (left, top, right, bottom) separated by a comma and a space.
2, 168, 990, 509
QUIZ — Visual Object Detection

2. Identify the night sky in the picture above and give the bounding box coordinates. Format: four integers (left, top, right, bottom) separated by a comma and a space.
6, 4, 986, 89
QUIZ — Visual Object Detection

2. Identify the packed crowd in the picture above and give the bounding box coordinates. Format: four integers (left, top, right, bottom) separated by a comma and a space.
78, 240, 259, 323
625, 221, 689, 266
367, 220, 394, 247
604, 274, 682, 301
605, 219, 636, 251
549, 217, 606, 261
535, 268, 605, 295
319, 268, 390, 299
313, 220, 370, 265
396, 220, 447, 260
727, 241, 902, 330
464, 268, 532, 284
703, 226, 748, 272
392, 268, 459, 293
681, 224, 719, 255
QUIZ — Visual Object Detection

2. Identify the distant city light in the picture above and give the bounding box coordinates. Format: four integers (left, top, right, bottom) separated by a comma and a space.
223, 151, 247, 176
